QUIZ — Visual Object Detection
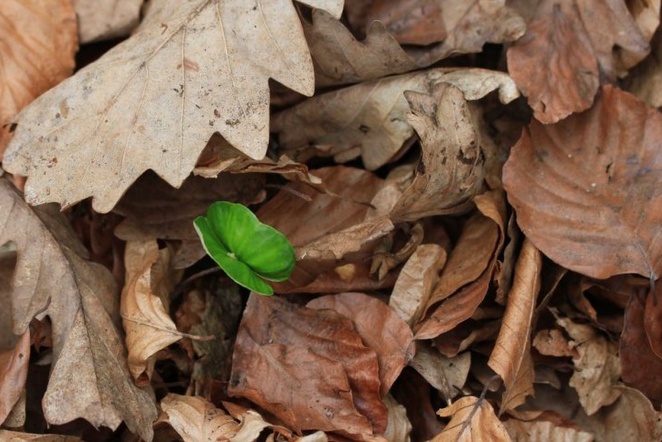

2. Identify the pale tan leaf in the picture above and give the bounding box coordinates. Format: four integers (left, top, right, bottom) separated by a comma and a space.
434, 396, 512, 442
73, 0, 141, 43
626, 28, 662, 108
3, 0, 344, 212
273, 68, 518, 171
121, 239, 183, 385
488, 239, 541, 413
0, 0, 77, 158
409, 344, 470, 402
383, 394, 412, 442
533, 329, 576, 358
0, 179, 156, 440
0, 430, 82, 441
553, 309, 621, 416
390, 244, 447, 326
503, 418, 594, 442
161, 394, 239, 441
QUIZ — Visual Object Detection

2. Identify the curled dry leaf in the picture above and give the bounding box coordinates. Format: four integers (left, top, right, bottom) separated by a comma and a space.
383, 394, 412, 442
506, 2, 599, 123
409, 344, 470, 402
625, 29, 662, 108
229, 294, 386, 439
161, 394, 237, 441
307, 292, 415, 396
73, 0, 142, 43
488, 239, 541, 413
434, 396, 512, 442
503, 418, 593, 442
503, 86, 662, 281
361, 0, 446, 46
121, 239, 183, 385
0, 0, 77, 157
2, 0, 344, 212
553, 310, 621, 416
273, 68, 518, 171
0, 179, 156, 440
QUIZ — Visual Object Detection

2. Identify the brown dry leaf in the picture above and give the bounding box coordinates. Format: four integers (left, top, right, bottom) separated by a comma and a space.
73, 0, 141, 43
533, 329, 576, 358
361, 0, 446, 46
644, 281, 662, 360
121, 239, 184, 385
625, 29, 662, 108
0, 430, 82, 441
488, 239, 541, 413
506, 2, 599, 124
390, 244, 447, 326
383, 394, 412, 442
113, 171, 264, 268
553, 310, 621, 416
0, 0, 77, 158
434, 396, 512, 442
307, 292, 415, 396
0, 179, 156, 440
621, 290, 662, 403
273, 68, 518, 171
229, 294, 386, 439
160, 394, 238, 441
2, 0, 344, 213
409, 344, 470, 402
503, 418, 593, 442
305, 9, 417, 87
503, 86, 662, 281
0, 330, 29, 424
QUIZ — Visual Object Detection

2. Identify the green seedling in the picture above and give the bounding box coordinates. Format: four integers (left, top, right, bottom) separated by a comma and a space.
194, 201, 295, 295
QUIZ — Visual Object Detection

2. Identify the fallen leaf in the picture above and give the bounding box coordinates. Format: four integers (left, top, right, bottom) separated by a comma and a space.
0, 430, 82, 441
121, 240, 183, 385
432, 319, 502, 358
273, 68, 518, 171
503, 86, 662, 281
533, 329, 576, 358
503, 418, 593, 442
391, 369, 444, 440
625, 29, 662, 108
160, 394, 238, 441
434, 396, 512, 441
229, 294, 386, 439
409, 344, 470, 402
0, 178, 156, 440
0, 330, 29, 424
506, 1, 599, 123
307, 292, 415, 396
361, 0, 446, 46
553, 309, 621, 415
390, 244, 447, 326
488, 239, 541, 413
73, 0, 142, 43
2, 0, 344, 212
0, 0, 77, 157
383, 394, 412, 442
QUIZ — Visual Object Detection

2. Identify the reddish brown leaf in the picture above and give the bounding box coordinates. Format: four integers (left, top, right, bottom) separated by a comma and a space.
507, 2, 599, 123
0, 330, 29, 423
229, 295, 386, 439
503, 85, 662, 281
307, 292, 415, 396
362, 0, 446, 46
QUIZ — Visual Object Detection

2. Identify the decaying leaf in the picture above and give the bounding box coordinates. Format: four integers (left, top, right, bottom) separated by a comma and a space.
73, 0, 142, 43
488, 239, 541, 413
0, 430, 82, 441
434, 396, 512, 441
0, 179, 156, 440
0, 329, 29, 424
625, 29, 662, 108
503, 86, 662, 281
229, 294, 386, 439
121, 239, 183, 385
273, 68, 518, 171
3, 0, 344, 212
383, 394, 412, 442
0, 0, 77, 157
503, 418, 594, 442
409, 343, 470, 402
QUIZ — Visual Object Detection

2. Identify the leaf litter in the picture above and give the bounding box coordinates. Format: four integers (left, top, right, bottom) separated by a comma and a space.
1, 0, 662, 441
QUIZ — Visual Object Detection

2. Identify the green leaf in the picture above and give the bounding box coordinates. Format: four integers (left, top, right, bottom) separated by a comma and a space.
194, 202, 295, 295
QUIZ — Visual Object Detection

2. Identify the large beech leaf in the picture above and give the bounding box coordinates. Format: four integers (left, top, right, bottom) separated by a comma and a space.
3, 0, 343, 213
503, 86, 662, 281
0, 179, 156, 440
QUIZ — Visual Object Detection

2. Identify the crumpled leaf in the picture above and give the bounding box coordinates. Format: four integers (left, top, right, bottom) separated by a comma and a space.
383, 394, 412, 442
409, 344, 470, 402
2, 0, 344, 212
121, 239, 183, 385
307, 292, 415, 396
434, 396, 512, 441
0, 179, 156, 440
73, 0, 142, 43
273, 68, 518, 171
488, 239, 541, 413
625, 29, 662, 108
503, 86, 662, 281
229, 294, 386, 439
506, 1, 599, 123
503, 418, 593, 442
0, 0, 77, 157
553, 309, 621, 416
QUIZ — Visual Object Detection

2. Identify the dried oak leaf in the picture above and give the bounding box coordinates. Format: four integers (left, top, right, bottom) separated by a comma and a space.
434, 396, 511, 442
2, 0, 343, 213
488, 239, 541, 413
503, 86, 662, 281
73, 0, 142, 43
273, 68, 518, 171
229, 294, 386, 439
121, 240, 183, 385
0, 179, 156, 440
506, 2, 599, 123
0, 0, 77, 158
307, 292, 415, 396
